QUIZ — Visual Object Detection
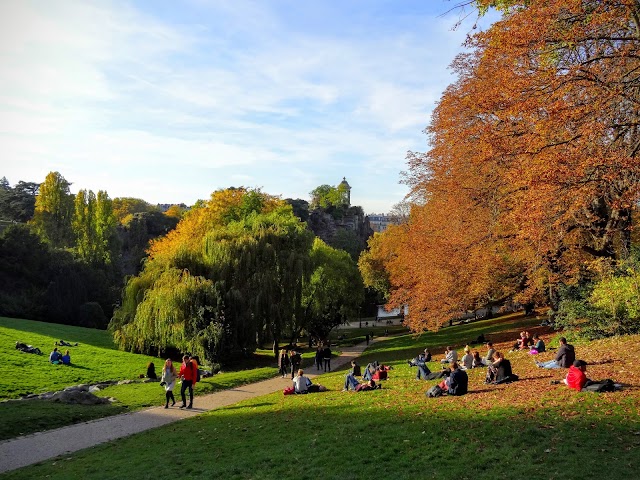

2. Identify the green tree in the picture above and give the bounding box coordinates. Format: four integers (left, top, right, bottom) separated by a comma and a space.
111, 190, 314, 363
31, 171, 74, 248
302, 238, 364, 342
73, 189, 118, 265
0, 178, 39, 223
310, 184, 344, 209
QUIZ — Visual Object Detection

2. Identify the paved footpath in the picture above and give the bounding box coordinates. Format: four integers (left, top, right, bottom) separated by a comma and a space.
0, 338, 384, 474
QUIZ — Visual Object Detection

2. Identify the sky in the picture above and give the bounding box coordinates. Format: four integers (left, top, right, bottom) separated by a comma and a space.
0, 1, 494, 215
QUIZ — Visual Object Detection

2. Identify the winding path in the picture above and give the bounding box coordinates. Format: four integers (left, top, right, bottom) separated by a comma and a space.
0, 338, 383, 474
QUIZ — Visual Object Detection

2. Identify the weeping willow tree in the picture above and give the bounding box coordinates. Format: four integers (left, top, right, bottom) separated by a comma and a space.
110, 188, 313, 363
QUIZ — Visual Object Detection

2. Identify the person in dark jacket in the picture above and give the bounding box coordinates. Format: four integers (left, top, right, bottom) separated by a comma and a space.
323, 345, 332, 372
278, 349, 290, 378
290, 350, 302, 379
536, 337, 575, 369
438, 362, 468, 396
315, 346, 323, 371
350, 360, 361, 376
486, 352, 518, 384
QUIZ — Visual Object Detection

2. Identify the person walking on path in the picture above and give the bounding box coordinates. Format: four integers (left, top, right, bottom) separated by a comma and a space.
179, 355, 197, 409
315, 346, 324, 371
323, 345, 332, 372
161, 359, 178, 408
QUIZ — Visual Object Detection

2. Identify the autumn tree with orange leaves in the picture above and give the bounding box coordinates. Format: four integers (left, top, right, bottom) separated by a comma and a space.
364, 0, 640, 332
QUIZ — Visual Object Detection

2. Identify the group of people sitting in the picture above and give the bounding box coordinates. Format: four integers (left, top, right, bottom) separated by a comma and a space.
342, 360, 383, 391
49, 347, 71, 365
362, 361, 393, 381
511, 331, 546, 353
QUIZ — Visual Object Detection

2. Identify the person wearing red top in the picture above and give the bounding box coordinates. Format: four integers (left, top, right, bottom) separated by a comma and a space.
564, 360, 588, 391
179, 355, 197, 409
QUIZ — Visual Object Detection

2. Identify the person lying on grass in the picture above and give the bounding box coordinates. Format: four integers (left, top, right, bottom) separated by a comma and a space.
437, 361, 468, 396
409, 353, 431, 380
343, 373, 382, 392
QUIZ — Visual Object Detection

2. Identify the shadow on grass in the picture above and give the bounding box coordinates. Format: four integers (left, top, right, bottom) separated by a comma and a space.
10, 396, 639, 480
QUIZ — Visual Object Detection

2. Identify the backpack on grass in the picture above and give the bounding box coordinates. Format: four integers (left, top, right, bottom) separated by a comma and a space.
426, 385, 444, 398
283, 386, 295, 395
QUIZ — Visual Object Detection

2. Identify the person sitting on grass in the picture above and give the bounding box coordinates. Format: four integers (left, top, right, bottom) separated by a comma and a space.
372, 364, 392, 381
61, 350, 71, 365
530, 334, 545, 353
536, 337, 575, 369
437, 361, 468, 396
343, 373, 381, 392
147, 362, 157, 380
484, 342, 496, 364
49, 347, 62, 364
350, 360, 361, 376
440, 346, 458, 364
485, 352, 518, 384
461, 346, 473, 370
293, 369, 311, 394
564, 360, 589, 391
472, 351, 484, 368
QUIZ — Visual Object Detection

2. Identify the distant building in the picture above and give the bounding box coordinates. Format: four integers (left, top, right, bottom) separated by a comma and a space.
367, 213, 400, 233
338, 177, 351, 206
156, 203, 188, 213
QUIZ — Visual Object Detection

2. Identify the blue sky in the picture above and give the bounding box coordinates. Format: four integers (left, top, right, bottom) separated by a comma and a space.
0, 1, 493, 214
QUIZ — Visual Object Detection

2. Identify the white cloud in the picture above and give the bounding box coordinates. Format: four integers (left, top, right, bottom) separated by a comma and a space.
0, 0, 487, 213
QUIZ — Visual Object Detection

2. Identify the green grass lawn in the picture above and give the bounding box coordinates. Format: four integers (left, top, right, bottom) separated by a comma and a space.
0, 317, 279, 440
5, 312, 638, 479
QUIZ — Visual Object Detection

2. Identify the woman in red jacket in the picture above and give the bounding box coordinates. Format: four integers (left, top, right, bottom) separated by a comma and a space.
564, 360, 588, 391
179, 355, 197, 409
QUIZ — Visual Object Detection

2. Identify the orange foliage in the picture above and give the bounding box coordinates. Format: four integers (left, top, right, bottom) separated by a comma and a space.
147, 188, 284, 265
377, 1, 640, 332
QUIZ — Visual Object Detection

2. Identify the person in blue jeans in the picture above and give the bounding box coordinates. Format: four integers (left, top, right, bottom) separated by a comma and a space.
343, 373, 378, 392
409, 353, 431, 380
536, 337, 575, 369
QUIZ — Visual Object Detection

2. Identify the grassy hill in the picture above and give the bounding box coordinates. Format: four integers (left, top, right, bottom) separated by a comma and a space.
4, 313, 639, 479
0, 317, 279, 440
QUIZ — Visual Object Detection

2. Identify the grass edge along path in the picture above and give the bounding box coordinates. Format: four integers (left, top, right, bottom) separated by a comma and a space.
0, 337, 382, 474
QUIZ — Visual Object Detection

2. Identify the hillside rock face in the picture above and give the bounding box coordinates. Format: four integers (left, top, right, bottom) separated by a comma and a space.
307, 206, 373, 248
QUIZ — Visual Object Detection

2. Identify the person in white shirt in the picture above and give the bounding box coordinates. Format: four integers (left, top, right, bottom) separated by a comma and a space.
292, 369, 311, 394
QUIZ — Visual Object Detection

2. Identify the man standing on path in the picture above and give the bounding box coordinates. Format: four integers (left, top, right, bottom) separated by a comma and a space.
179, 355, 197, 409
290, 349, 302, 379
323, 344, 332, 372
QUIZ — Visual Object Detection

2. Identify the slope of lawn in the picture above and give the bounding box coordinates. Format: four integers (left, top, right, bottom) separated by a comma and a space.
0, 317, 278, 440
6, 313, 639, 479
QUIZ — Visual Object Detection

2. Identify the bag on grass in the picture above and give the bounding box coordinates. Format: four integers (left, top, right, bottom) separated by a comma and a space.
582, 379, 615, 393
283, 386, 295, 396
425, 385, 443, 398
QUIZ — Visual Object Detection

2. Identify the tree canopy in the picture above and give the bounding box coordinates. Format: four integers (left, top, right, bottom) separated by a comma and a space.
366, 0, 640, 332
